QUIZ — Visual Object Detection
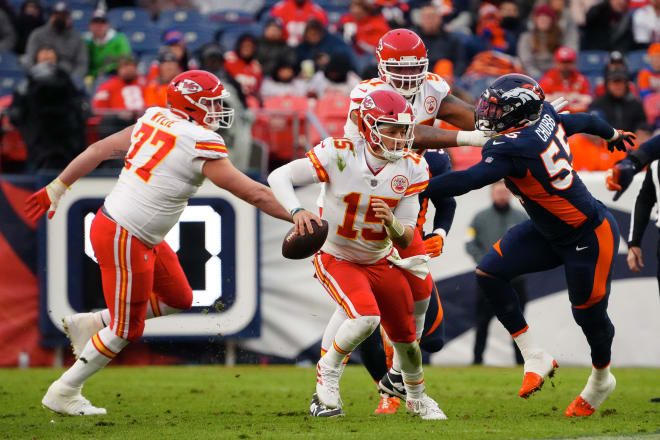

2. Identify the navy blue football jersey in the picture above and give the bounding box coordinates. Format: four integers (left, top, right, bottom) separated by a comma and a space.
481, 102, 602, 244
417, 149, 455, 233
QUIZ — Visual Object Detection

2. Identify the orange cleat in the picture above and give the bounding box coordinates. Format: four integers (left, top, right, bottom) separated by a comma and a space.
519, 359, 558, 399
565, 396, 595, 417
374, 392, 401, 415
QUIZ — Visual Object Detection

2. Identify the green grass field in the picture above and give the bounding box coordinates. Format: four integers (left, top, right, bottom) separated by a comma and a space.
1, 365, 659, 439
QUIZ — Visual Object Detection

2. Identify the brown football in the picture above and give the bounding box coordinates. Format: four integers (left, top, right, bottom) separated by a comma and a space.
281, 220, 329, 259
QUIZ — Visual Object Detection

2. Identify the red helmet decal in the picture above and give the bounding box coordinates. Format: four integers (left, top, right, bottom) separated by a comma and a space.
175, 78, 203, 95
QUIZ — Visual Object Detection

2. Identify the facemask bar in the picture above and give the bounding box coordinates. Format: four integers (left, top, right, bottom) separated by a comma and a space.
474, 96, 502, 131
184, 90, 235, 130
365, 113, 415, 162
378, 57, 429, 97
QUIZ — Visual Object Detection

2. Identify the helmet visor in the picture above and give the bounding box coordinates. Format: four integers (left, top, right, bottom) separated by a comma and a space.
474, 96, 503, 132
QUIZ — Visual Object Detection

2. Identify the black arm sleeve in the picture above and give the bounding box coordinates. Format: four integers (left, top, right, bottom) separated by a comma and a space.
629, 134, 660, 170
422, 154, 514, 198
429, 193, 456, 233
558, 112, 615, 139
628, 166, 656, 247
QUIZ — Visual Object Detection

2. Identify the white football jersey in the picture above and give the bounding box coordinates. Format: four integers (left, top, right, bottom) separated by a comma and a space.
104, 106, 228, 247
343, 73, 451, 140
307, 137, 429, 264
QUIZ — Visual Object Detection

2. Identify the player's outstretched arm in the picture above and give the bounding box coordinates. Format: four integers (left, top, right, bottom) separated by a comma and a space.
267, 159, 322, 235
558, 112, 635, 152
606, 134, 660, 200
422, 154, 514, 199
203, 158, 292, 223
24, 125, 135, 222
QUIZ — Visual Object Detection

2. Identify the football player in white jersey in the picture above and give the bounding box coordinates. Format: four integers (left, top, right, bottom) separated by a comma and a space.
24, 70, 292, 416
268, 89, 447, 420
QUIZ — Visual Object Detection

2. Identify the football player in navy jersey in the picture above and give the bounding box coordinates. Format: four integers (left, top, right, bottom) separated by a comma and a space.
421, 73, 636, 417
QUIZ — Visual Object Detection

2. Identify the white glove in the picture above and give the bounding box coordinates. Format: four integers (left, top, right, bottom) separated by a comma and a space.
456, 130, 492, 147
550, 97, 569, 114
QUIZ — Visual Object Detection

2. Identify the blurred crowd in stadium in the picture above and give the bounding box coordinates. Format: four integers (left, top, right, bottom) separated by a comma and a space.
0, 0, 658, 174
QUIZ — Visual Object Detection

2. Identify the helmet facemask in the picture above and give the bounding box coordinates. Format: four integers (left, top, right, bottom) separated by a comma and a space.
364, 112, 415, 162
378, 57, 428, 97
185, 90, 235, 131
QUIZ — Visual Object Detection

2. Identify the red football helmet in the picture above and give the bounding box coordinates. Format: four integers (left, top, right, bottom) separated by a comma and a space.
166, 70, 234, 130
376, 29, 429, 97
358, 90, 415, 161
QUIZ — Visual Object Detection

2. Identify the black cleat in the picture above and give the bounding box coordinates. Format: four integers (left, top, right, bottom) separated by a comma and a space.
378, 369, 406, 400
309, 393, 345, 417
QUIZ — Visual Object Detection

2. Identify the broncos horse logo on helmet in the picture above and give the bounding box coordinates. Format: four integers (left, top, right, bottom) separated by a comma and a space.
475, 73, 546, 133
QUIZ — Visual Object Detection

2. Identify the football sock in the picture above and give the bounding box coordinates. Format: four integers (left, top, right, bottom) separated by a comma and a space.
414, 298, 430, 341
96, 310, 111, 327
323, 316, 380, 369
321, 307, 348, 356
60, 327, 128, 388
357, 326, 388, 382
392, 341, 424, 399
145, 293, 183, 319
476, 273, 528, 335
513, 327, 540, 361
581, 365, 615, 408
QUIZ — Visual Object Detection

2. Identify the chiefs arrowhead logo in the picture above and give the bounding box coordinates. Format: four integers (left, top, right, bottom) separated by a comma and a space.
362, 95, 376, 110
176, 79, 203, 95
424, 96, 438, 114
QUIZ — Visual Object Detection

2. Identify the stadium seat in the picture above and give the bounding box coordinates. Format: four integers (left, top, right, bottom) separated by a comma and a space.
70, 5, 94, 32
124, 27, 162, 55
577, 50, 609, 76
626, 50, 650, 76
0, 71, 25, 97
207, 9, 256, 24
0, 52, 22, 72
324, 5, 349, 23
254, 96, 311, 161
643, 93, 660, 126
309, 92, 350, 143
107, 7, 153, 31
157, 9, 205, 29
171, 25, 217, 52
218, 24, 263, 51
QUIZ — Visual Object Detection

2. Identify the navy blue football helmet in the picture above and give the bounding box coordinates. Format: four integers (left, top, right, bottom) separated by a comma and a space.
475, 73, 545, 133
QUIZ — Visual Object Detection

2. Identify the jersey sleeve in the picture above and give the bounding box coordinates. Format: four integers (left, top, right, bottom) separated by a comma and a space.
305, 137, 339, 183
404, 155, 430, 197
426, 73, 451, 103
192, 132, 229, 160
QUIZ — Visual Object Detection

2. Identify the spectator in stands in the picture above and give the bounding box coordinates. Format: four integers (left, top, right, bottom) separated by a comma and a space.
144, 50, 182, 107
161, 30, 193, 72
415, 4, 467, 76
224, 34, 263, 102
0, 5, 16, 52
517, 5, 563, 79
377, 0, 412, 28
260, 58, 307, 98
24, 2, 88, 80
590, 66, 648, 133
270, 0, 328, 47
14, 0, 44, 55
632, 0, 660, 46
475, 3, 510, 54
582, 0, 635, 52
8, 45, 87, 171
338, 0, 390, 56
466, 180, 528, 366
638, 43, 660, 98
306, 52, 360, 98
86, 10, 131, 79
570, 0, 599, 26
199, 43, 254, 170
498, 1, 526, 55
539, 46, 592, 112
536, 0, 579, 49
92, 55, 145, 112
595, 50, 640, 97
257, 18, 297, 78
296, 19, 355, 73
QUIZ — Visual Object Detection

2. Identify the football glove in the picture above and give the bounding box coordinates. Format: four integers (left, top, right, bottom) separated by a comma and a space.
423, 233, 444, 258
25, 178, 69, 221
606, 130, 636, 153
606, 158, 638, 201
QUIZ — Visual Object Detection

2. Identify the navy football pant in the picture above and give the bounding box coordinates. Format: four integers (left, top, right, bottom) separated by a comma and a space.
476, 212, 619, 368
359, 282, 445, 382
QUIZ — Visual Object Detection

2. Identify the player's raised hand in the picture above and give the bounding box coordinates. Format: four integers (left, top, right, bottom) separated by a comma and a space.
24, 178, 69, 222
607, 130, 636, 152
627, 246, 644, 273
606, 159, 637, 201
423, 233, 444, 258
292, 209, 322, 236
550, 97, 569, 114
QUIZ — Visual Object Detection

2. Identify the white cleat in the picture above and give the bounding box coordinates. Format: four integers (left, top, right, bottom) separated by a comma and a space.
62, 313, 103, 359
406, 394, 448, 420
42, 380, 107, 416
315, 357, 341, 409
